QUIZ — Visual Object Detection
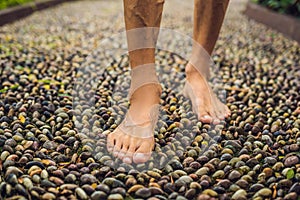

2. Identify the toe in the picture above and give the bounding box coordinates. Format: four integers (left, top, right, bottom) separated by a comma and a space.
123, 156, 132, 164
225, 106, 231, 117
216, 108, 225, 121
123, 145, 135, 164
218, 116, 225, 122
133, 152, 151, 164
133, 141, 153, 164
199, 115, 213, 124
211, 112, 221, 124
118, 136, 130, 160
107, 133, 115, 152
118, 150, 126, 160
208, 106, 220, 125
213, 98, 226, 121
212, 117, 221, 125
197, 106, 213, 124
113, 139, 122, 157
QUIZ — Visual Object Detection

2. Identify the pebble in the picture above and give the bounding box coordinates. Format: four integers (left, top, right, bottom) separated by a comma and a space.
96, 183, 110, 194
149, 187, 164, 195
212, 170, 225, 179
5, 139, 17, 147
228, 170, 242, 181
43, 141, 58, 150
107, 194, 124, 200
42, 193, 56, 200
175, 175, 193, 187
284, 156, 299, 167
278, 179, 293, 189
197, 194, 211, 200
229, 184, 241, 192
32, 174, 41, 184
202, 189, 218, 197
195, 167, 209, 176
91, 191, 107, 200
128, 185, 144, 193
1, 151, 10, 161
232, 189, 247, 200
80, 174, 97, 185
65, 174, 77, 183
7, 174, 18, 185
236, 180, 249, 189
111, 187, 126, 197
41, 180, 56, 188
249, 184, 264, 192
25, 161, 45, 169
5, 166, 23, 177
41, 169, 49, 179
102, 178, 125, 188
82, 184, 95, 195
75, 188, 88, 200
60, 184, 78, 190
185, 189, 196, 199
273, 162, 284, 171
289, 183, 300, 194
264, 157, 277, 165
284, 192, 297, 200
254, 188, 272, 198
217, 179, 232, 189
23, 177, 33, 189
135, 188, 151, 198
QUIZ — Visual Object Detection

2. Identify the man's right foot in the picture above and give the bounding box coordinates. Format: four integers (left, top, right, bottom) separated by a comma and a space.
107, 84, 161, 164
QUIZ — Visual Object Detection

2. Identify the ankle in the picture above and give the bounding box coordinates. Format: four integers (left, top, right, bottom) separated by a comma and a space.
185, 63, 199, 79
131, 84, 162, 101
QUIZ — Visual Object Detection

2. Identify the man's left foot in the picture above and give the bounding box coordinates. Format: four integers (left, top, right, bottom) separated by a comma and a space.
184, 63, 231, 124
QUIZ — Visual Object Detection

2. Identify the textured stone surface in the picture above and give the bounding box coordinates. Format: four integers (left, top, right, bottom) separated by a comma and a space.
0, 0, 299, 199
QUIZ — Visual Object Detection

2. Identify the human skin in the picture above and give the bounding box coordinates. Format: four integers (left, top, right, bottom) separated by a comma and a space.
107, 0, 231, 164
107, 0, 164, 164
186, 0, 231, 123
123, 0, 164, 68
193, 0, 229, 55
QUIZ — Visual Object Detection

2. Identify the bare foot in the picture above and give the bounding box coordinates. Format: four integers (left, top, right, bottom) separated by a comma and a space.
184, 63, 230, 124
107, 84, 161, 164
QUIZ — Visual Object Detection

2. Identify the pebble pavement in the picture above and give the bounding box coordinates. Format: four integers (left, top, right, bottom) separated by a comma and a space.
0, 0, 299, 199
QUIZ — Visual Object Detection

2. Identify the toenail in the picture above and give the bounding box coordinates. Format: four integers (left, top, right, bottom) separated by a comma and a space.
113, 151, 119, 157
107, 146, 113, 152
201, 115, 212, 122
118, 152, 125, 157
123, 157, 132, 164
134, 153, 147, 160
213, 119, 220, 124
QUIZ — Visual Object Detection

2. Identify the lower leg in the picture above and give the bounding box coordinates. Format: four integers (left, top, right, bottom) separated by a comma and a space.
185, 0, 230, 123
124, 0, 164, 122
107, 0, 164, 164
193, 0, 229, 56
124, 0, 164, 68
